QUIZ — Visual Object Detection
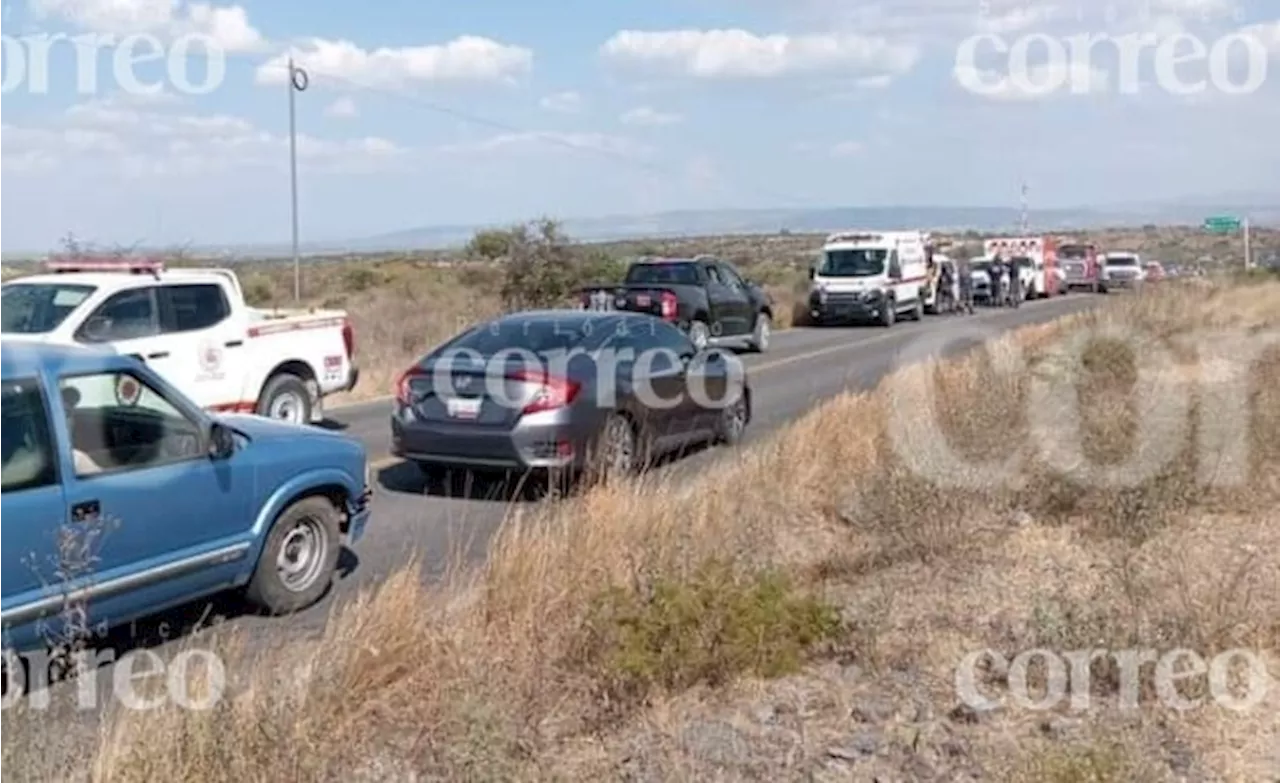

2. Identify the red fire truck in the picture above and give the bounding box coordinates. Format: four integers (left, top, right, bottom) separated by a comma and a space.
1056, 240, 1104, 293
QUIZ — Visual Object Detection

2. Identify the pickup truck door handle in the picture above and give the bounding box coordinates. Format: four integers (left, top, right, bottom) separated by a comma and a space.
71, 500, 101, 523
224, 340, 244, 348
146, 351, 170, 360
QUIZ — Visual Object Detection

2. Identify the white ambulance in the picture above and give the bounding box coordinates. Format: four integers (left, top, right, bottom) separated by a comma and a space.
808, 230, 930, 327
983, 236, 1062, 300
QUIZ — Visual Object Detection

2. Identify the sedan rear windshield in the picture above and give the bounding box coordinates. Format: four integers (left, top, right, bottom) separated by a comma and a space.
435, 318, 609, 360
1, 283, 96, 334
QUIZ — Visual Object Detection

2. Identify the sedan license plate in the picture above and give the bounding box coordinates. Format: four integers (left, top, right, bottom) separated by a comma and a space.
635, 293, 651, 307
446, 397, 482, 420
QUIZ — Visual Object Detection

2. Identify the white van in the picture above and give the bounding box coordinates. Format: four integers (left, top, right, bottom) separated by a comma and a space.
808, 230, 930, 327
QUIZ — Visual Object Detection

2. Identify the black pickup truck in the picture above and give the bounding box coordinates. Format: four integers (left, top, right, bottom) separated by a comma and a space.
579, 256, 775, 352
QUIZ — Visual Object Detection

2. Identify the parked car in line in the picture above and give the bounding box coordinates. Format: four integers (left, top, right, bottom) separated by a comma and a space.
1057, 241, 1104, 293
1, 340, 373, 655
1100, 252, 1146, 291
390, 310, 752, 489
0, 258, 359, 425
1144, 260, 1166, 283
579, 256, 774, 352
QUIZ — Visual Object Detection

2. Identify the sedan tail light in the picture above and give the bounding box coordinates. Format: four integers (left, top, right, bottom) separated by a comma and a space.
395, 366, 425, 405
659, 291, 678, 321
509, 369, 580, 415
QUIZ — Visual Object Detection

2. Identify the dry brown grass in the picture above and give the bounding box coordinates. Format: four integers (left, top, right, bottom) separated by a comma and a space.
4, 278, 1279, 783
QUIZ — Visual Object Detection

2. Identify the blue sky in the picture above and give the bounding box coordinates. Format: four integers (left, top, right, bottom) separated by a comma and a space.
2, 0, 1278, 250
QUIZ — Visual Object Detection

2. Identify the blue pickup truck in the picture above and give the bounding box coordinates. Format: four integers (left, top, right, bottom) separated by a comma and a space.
1, 340, 373, 653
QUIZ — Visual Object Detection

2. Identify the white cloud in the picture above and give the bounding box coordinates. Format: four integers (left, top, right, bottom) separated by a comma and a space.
29, 0, 267, 52
1239, 19, 1280, 56
599, 28, 919, 80
759, 0, 1244, 40
539, 90, 584, 113
435, 131, 651, 158
3, 94, 406, 176
324, 96, 358, 118
254, 36, 533, 89
953, 61, 1111, 100
829, 140, 864, 157
856, 74, 894, 89
620, 105, 682, 125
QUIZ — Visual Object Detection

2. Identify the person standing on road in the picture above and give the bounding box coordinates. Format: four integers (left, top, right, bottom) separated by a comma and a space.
938, 260, 955, 313
955, 256, 975, 314
1007, 259, 1023, 308
988, 254, 1004, 309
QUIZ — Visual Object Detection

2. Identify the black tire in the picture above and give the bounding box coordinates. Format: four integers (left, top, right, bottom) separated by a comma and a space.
245, 496, 341, 615
257, 373, 312, 425
747, 312, 771, 353
586, 413, 639, 487
713, 388, 749, 446
880, 299, 896, 328
909, 297, 924, 321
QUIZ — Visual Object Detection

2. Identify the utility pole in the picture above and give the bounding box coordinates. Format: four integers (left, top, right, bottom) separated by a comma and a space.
1020, 180, 1029, 234
1243, 216, 1252, 270
287, 57, 309, 301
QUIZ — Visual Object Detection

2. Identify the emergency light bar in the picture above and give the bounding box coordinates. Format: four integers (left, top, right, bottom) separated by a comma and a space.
824, 232, 882, 244
44, 257, 166, 277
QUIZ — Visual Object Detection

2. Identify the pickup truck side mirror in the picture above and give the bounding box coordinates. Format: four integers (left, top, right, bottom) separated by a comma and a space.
207, 421, 236, 460
808, 267, 816, 280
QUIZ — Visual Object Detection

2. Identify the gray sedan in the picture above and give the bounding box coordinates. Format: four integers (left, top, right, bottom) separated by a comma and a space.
389, 310, 752, 488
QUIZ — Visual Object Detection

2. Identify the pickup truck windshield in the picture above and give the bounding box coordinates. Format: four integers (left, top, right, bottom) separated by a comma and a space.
1107, 256, 1138, 266
818, 249, 886, 277
1, 283, 96, 334
624, 263, 700, 285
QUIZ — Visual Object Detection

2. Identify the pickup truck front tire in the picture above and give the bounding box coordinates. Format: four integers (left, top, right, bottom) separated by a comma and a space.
245, 496, 341, 615
258, 373, 312, 425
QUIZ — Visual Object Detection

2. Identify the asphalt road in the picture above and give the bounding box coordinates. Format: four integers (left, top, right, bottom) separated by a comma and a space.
326, 293, 1098, 597
7, 295, 1100, 737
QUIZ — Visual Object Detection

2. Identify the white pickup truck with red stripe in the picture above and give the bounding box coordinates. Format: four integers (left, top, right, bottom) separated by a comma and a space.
0, 259, 358, 424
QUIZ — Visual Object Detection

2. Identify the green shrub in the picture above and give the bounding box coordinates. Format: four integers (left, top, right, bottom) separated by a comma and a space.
341, 267, 380, 292
576, 559, 845, 709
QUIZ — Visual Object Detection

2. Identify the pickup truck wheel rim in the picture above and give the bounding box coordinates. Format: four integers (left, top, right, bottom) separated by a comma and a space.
268, 391, 305, 423
755, 317, 770, 350
277, 518, 327, 592
689, 323, 709, 350
722, 396, 747, 440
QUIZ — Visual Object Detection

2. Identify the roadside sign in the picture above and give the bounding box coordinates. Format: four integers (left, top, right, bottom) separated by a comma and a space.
1203, 216, 1241, 233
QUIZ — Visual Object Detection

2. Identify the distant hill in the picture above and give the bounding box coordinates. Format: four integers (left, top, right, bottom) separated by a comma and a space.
6, 196, 1277, 261
282, 197, 1280, 256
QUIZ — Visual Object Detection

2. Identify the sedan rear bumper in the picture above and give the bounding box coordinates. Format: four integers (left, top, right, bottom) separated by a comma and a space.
390, 406, 595, 471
